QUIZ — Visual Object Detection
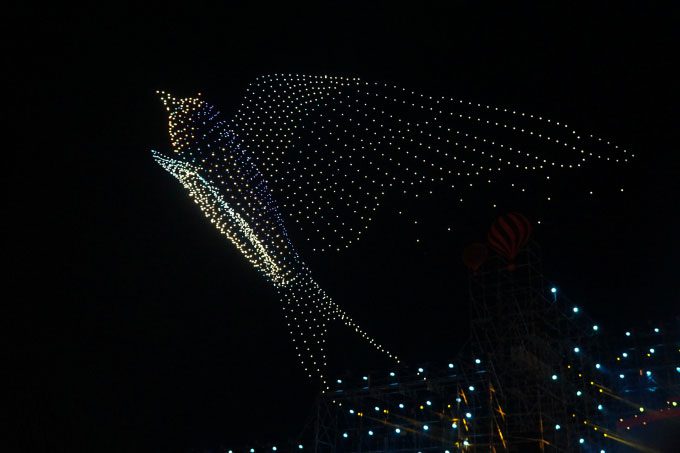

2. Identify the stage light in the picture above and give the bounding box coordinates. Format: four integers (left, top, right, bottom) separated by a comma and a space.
654, 327, 660, 333
579, 438, 585, 444
572, 306, 579, 313
399, 403, 404, 408
595, 363, 601, 369
592, 325, 598, 331
272, 447, 277, 451
622, 352, 628, 358
395, 428, 401, 434
469, 385, 475, 391
368, 430, 373, 436
551, 374, 558, 380
337, 379, 342, 384
390, 371, 396, 377
448, 363, 454, 368
452, 422, 458, 428
349, 409, 354, 414
426, 400, 432, 406
574, 347, 580, 353
418, 367, 424, 373
475, 358, 481, 364
551, 287, 557, 294
463, 440, 470, 446
626, 331, 631, 336
646, 370, 652, 377
576, 390, 582, 396
649, 348, 655, 353
374, 406, 380, 411
597, 404, 603, 410
423, 425, 429, 431
343, 433, 348, 438
555, 424, 561, 430
619, 374, 624, 379
362, 376, 368, 381
466, 412, 472, 418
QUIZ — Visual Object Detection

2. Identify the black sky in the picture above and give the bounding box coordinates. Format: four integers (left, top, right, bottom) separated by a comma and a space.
8, 2, 680, 452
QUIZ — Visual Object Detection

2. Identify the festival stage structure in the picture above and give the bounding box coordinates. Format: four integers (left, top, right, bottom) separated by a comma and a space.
297, 217, 679, 452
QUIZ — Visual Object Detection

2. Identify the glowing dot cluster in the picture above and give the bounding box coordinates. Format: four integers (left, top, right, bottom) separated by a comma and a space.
232, 74, 631, 252
153, 91, 399, 389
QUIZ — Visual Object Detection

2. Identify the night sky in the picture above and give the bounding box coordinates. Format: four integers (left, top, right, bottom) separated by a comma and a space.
9, 3, 679, 452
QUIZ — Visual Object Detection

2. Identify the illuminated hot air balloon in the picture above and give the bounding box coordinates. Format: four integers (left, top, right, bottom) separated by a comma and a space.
487, 213, 532, 269
462, 243, 489, 272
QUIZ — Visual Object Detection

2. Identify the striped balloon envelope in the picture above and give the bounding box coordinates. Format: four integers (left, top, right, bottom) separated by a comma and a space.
487, 213, 532, 268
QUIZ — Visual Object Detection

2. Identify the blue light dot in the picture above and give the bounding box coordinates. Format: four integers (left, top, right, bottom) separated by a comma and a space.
597, 404, 603, 410
551, 374, 558, 380
298, 445, 303, 450
649, 348, 655, 353
368, 430, 373, 436
573, 306, 579, 313
452, 422, 458, 428
654, 327, 660, 333
469, 385, 475, 391
426, 400, 432, 406
337, 379, 342, 384
466, 412, 472, 418
619, 374, 625, 379
448, 363, 454, 368
272, 447, 277, 451
593, 325, 599, 331
555, 424, 561, 430
395, 428, 401, 434
626, 331, 631, 336
342, 433, 348, 438
595, 363, 601, 369
418, 367, 424, 373
362, 376, 368, 381
551, 287, 557, 293
423, 425, 429, 431
475, 358, 481, 364
579, 438, 585, 444
399, 403, 404, 408
622, 352, 628, 358
646, 370, 652, 377
374, 406, 380, 411
576, 390, 582, 396
574, 347, 580, 353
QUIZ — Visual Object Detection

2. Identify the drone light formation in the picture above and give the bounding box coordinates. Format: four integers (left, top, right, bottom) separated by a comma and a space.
152, 74, 630, 386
